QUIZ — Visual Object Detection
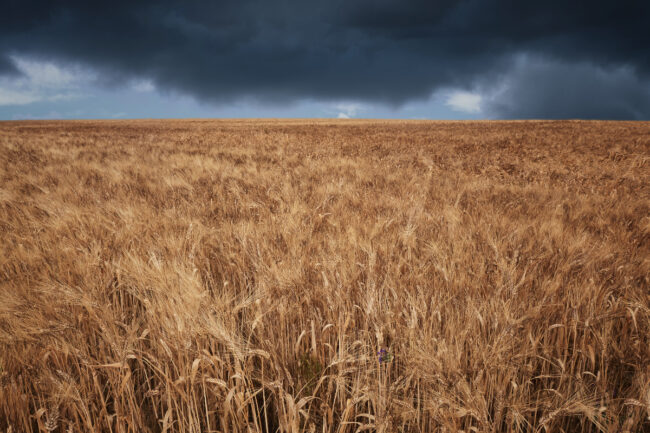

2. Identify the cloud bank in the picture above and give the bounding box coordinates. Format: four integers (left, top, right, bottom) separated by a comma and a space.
1, 1, 649, 118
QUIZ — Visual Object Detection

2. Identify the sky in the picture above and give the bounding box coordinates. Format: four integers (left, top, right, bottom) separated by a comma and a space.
1, 1, 649, 120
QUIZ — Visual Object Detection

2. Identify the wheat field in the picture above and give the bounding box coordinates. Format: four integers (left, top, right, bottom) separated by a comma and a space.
0, 119, 648, 433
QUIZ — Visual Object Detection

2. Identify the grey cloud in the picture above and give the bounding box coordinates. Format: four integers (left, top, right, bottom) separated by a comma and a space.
0, 56, 18, 76
482, 57, 650, 120
1, 1, 649, 118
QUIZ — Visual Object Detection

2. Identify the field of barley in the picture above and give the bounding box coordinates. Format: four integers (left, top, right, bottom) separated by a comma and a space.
0, 119, 648, 433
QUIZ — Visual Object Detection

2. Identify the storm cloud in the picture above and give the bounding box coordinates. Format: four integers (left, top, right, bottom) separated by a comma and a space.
482, 56, 650, 120
0, 56, 18, 76
2, 0, 649, 118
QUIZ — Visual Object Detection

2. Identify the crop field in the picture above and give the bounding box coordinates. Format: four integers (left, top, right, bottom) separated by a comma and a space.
0, 119, 648, 432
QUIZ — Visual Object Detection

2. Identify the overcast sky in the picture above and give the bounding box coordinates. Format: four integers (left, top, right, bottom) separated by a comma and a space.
1, 1, 649, 120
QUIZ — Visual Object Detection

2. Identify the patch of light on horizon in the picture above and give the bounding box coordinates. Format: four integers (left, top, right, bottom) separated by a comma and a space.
330, 102, 363, 119
445, 91, 482, 113
0, 56, 94, 106
0, 88, 40, 105
131, 79, 155, 92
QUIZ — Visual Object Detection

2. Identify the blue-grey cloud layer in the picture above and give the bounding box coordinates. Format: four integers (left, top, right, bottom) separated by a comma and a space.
2, 1, 649, 118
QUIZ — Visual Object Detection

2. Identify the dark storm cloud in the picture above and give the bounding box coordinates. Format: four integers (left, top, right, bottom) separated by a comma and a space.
0, 56, 18, 75
482, 57, 650, 120
2, 1, 649, 117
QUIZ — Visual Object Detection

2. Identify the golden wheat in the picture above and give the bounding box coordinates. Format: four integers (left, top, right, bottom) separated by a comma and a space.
0, 119, 648, 432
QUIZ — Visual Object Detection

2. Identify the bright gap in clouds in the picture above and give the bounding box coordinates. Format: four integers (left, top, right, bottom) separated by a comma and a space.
0, 56, 158, 107
334, 103, 362, 119
131, 79, 155, 93
445, 91, 482, 113
0, 56, 94, 106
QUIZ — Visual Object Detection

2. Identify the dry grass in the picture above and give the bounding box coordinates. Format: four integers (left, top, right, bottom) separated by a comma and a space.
0, 119, 648, 433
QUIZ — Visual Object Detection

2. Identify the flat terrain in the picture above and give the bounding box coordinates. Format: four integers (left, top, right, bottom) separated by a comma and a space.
0, 119, 648, 432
